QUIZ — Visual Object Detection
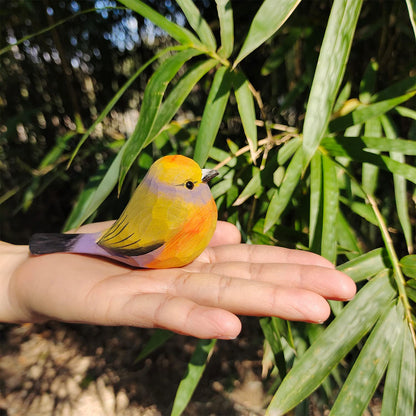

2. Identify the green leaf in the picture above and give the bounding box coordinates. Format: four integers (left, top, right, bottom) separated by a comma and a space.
405, 0, 416, 39
119, 48, 201, 190
63, 151, 120, 230
361, 117, 381, 195
277, 137, 301, 165
321, 155, 339, 263
336, 210, 362, 259
370, 75, 416, 103
400, 255, 416, 279
216, 0, 234, 58
75, 145, 126, 228
322, 135, 416, 156
135, 329, 174, 363
194, 66, 232, 166
382, 322, 416, 416
234, 0, 301, 66
323, 137, 416, 185
266, 271, 397, 416
232, 71, 258, 161
118, 0, 201, 46
264, 146, 303, 232
176, 0, 216, 50
329, 90, 416, 133
68, 50, 169, 166
309, 153, 322, 251
380, 114, 413, 254
329, 301, 402, 415
171, 339, 216, 416
260, 317, 287, 379
147, 59, 218, 142
302, 0, 363, 166
337, 248, 390, 282
233, 168, 261, 206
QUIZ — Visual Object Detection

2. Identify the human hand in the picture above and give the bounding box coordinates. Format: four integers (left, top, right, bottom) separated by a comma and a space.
0, 221, 355, 339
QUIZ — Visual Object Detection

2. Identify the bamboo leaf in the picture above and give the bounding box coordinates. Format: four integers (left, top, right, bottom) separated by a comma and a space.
337, 248, 390, 282
329, 301, 402, 415
329, 90, 416, 133
232, 71, 258, 161
361, 117, 382, 195
234, 0, 301, 66
194, 66, 232, 166
119, 49, 201, 190
321, 155, 339, 263
336, 210, 362, 259
119, 0, 201, 46
68, 50, 169, 166
382, 322, 416, 416
233, 168, 261, 206
405, 0, 416, 39
147, 59, 217, 141
264, 146, 303, 232
171, 339, 216, 416
176, 0, 217, 50
74, 145, 126, 228
266, 271, 397, 416
135, 329, 174, 363
260, 317, 287, 379
380, 114, 413, 253
302, 0, 363, 166
216, 0, 234, 58
309, 153, 322, 250
400, 255, 416, 279
323, 137, 416, 184
322, 135, 416, 155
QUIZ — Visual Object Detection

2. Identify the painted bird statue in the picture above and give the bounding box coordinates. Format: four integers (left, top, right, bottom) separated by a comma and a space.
29, 155, 218, 268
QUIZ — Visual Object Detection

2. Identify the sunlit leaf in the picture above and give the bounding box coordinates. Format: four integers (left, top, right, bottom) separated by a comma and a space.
232, 70, 258, 161
400, 255, 416, 279
264, 146, 303, 231
330, 302, 402, 415
171, 339, 216, 416
119, 49, 201, 190
337, 248, 390, 282
119, 0, 201, 46
382, 322, 416, 416
216, 0, 234, 58
302, 0, 363, 166
234, 0, 301, 66
194, 66, 232, 166
176, 0, 216, 50
266, 272, 397, 416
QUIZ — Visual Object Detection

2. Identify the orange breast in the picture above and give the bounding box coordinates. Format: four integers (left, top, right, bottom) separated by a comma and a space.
144, 197, 217, 268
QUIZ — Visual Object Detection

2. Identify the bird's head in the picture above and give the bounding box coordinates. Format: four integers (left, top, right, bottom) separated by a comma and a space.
147, 155, 218, 192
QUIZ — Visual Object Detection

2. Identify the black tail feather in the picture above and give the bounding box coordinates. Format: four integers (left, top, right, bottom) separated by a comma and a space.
29, 233, 80, 254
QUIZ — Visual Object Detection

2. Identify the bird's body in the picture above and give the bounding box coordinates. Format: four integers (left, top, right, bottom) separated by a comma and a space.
29, 155, 218, 268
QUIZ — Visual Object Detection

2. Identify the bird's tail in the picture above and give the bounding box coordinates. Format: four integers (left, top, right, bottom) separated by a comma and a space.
29, 233, 81, 255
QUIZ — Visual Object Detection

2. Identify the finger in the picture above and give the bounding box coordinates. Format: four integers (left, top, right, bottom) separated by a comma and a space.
168, 272, 332, 323
109, 293, 241, 339
185, 262, 356, 301
139, 269, 332, 323
208, 221, 241, 247
198, 244, 335, 269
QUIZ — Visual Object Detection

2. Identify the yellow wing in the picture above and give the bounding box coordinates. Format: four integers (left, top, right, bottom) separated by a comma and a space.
96, 182, 191, 257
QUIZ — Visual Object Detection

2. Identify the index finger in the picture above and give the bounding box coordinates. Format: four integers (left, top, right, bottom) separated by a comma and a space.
199, 244, 336, 268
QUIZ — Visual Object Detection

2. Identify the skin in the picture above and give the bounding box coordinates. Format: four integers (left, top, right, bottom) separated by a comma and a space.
0, 221, 356, 339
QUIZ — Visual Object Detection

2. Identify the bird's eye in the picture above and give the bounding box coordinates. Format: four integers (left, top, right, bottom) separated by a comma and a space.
185, 181, 194, 190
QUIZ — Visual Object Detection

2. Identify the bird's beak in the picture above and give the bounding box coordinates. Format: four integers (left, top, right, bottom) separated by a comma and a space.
201, 168, 219, 183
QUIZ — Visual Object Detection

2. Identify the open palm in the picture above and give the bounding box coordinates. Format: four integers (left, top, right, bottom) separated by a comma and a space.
1, 221, 355, 339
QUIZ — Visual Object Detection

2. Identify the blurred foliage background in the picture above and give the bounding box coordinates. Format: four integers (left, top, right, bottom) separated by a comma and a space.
1, 0, 416, 414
